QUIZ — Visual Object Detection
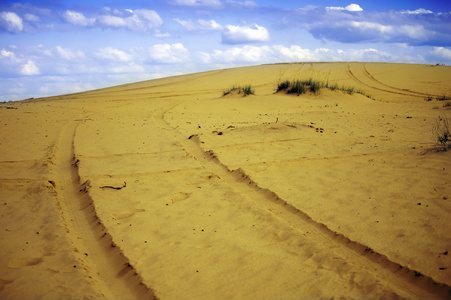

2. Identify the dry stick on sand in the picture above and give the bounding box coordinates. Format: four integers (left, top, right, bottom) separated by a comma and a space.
100, 181, 127, 190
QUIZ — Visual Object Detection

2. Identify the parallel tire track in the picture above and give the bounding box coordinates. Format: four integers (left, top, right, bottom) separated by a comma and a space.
154, 104, 451, 299
362, 64, 432, 97
347, 63, 425, 99
51, 120, 158, 300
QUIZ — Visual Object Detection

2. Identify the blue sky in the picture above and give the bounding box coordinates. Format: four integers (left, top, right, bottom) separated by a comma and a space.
1, 0, 450, 101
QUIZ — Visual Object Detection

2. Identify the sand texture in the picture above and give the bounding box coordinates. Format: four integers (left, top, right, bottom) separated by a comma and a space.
1, 62, 451, 299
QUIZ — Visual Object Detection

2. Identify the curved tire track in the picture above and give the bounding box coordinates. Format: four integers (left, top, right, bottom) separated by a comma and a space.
51, 120, 158, 300
362, 64, 433, 97
153, 104, 451, 299
347, 63, 425, 99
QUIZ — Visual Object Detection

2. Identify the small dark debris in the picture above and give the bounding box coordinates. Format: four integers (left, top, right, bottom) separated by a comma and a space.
417, 203, 421, 205
73, 265, 77, 268
84, 253, 88, 256
444, 251, 448, 255
217, 132, 223, 135
100, 181, 126, 190
439, 267, 446, 270
414, 271, 422, 277
188, 134, 195, 139
48, 180, 55, 187
36, 232, 39, 235
406, 116, 413, 119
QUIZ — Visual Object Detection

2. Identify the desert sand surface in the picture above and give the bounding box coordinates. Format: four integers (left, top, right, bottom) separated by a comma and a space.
1, 62, 451, 299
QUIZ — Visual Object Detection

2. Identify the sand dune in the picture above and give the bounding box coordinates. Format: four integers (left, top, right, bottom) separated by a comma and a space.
1, 62, 450, 299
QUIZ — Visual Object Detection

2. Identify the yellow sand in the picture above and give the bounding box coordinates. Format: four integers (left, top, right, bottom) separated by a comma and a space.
1, 62, 450, 299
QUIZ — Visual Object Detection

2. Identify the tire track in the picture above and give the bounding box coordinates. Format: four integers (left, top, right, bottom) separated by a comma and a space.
51, 120, 158, 300
153, 104, 451, 299
362, 64, 432, 97
347, 63, 425, 99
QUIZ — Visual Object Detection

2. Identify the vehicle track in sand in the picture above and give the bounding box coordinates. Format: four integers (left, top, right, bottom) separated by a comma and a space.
362, 64, 433, 97
347, 63, 433, 99
50, 119, 158, 300
153, 103, 451, 300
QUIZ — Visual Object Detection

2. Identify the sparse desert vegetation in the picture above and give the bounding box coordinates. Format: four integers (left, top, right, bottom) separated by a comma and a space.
223, 85, 255, 97
275, 78, 369, 97
434, 114, 451, 151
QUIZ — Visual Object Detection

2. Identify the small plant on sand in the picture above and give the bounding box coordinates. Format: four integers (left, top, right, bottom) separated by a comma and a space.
437, 95, 451, 101
223, 85, 254, 97
276, 79, 364, 97
276, 78, 324, 96
433, 114, 451, 151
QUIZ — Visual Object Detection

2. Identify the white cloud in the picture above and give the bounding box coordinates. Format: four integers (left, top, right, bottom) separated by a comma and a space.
96, 47, 132, 62
222, 24, 270, 44
63, 10, 94, 26
173, 18, 196, 31
55, 46, 85, 60
0, 11, 24, 32
149, 43, 189, 63
432, 47, 451, 60
21, 60, 40, 75
174, 18, 223, 31
172, 0, 222, 8
24, 14, 40, 22
97, 15, 126, 27
209, 45, 274, 63
349, 21, 393, 34
402, 8, 433, 15
345, 4, 363, 12
198, 19, 223, 30
64, 9, 162, 33
1, 49, 15, 60
197, 45, 396, 65
327, 3, 363, 12
225, 0, 258, 8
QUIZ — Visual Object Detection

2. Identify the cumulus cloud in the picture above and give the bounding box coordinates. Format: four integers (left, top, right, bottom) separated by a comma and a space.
289, 5, 451, 46
63, 10, 94, 26
24, 14, 40, 22
402, 8, 433, 15
55, 46, 85, 60
0, 11, 23, 32
225, 0, 258, 8
197, 45, 396, 65
96, 47, 132, 62
327, 3, 363, 12
63, 9, 162, 33
172, 0, 222, 8
432, 47, 451, 60
21, 60, 40, 75
198, 19, 223, 30
222, 24, 270, 44
148, 43, 189, 63
174, 18, 222, 31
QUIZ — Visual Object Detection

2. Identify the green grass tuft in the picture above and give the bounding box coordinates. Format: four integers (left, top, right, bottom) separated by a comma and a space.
223, 85, 254, 97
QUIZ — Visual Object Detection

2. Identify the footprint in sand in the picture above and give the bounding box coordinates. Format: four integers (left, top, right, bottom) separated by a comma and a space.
113, 208, 146, 220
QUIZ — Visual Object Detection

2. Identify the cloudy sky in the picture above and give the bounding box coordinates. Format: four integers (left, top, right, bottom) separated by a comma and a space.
1, 0, 450, 101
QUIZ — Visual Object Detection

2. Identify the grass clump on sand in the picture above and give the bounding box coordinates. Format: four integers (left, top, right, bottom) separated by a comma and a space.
276, 79, 324, 96
434, 114, 451, 151
276, 79, 368, 97
223, 85, 255, 97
